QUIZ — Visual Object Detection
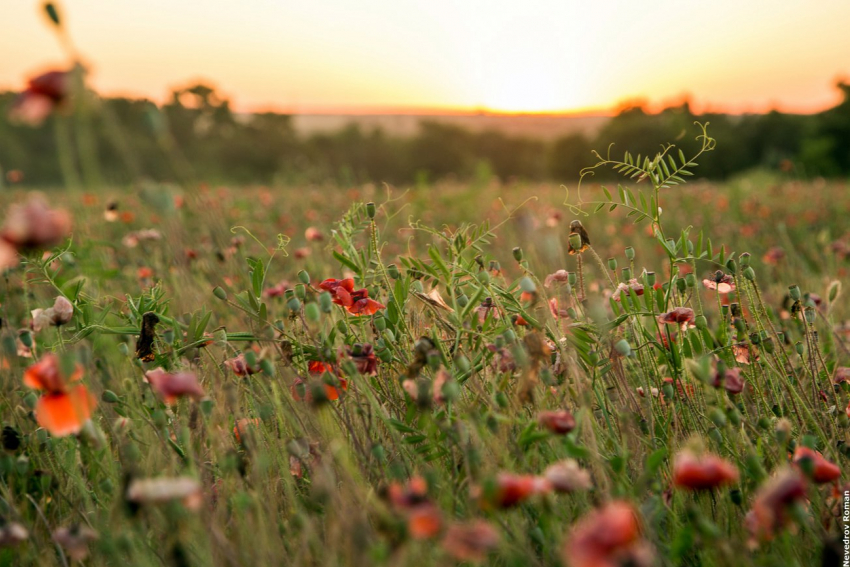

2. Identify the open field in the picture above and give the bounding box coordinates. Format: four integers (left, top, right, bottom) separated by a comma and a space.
2, 168, 850, 567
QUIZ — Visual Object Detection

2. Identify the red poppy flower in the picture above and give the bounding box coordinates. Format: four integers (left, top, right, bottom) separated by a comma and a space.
563, 501, 651, 567
543, 460, 592, 493
712, 367, 744, 394
407, 504, 443, 540
673, 450, 739, 490
614, 279, 645, 301
9, 70, 70, 126
348, 343, 378, 375
548, 297, 570, 319
1, 194, 71, 251
319, 278, 384, 315
387, 476, 429, 510
702, 271, 736, 294
224, 354, 258, 377
23, 354, 95, 437
348, 297, 385, 315
538, 410, 576, 435
792, 446, 840, 484
441, 520, 500, 562
544, 270, 569, 287
233, 418, 260, 444
745, 469, 807, 542
144, 368, 205, 404
487, 473, 549, 508
291, 376, 348, 402
657, 307, 695, 326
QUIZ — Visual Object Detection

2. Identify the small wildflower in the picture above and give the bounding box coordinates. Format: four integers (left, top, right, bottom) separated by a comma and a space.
543, 460, 592, 493
563, 501, 652, 567
144, 368, 205, 403
745, 468, 807, 542
657, 307, 695, 326
24, 354, 96, 437
538, 410, 576, 435
441, 520, 500, 562
792, 446, 840, 484
702, 271, 736, 294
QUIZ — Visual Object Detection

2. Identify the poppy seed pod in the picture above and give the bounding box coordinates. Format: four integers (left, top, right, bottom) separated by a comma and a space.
685, 273, 697, 288
567, 272, 577, 286
743, 267, 756, 282
366, 202, 376, 219
297, 270, 310, 284
644, 271, 656, 287
213, 286, 227, 300
624, 246, 635, 260
607, 257, 617, 271
620, 267, 632, 282
788, 285, 801, 301
695, 315, 708, 330
803, 307, 816, 325
512, 247, 523, 262
614, 339, 631, 357
387, 264, 400, 279
676, 278, 687, 294
568, 233, 583, 253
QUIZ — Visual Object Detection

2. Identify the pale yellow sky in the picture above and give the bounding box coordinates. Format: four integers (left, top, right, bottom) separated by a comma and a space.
2, 1, 849, 114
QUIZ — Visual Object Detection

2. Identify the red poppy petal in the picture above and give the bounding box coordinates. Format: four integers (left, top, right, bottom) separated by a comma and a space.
35, 385, 96, 437
348, 298, 385, 315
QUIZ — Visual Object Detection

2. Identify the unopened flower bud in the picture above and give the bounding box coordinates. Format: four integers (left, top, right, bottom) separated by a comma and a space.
743, 267, 756, 282
512, 247, 523, 262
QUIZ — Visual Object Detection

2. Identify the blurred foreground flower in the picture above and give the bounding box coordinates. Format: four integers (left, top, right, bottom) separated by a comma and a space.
0, 523, 28, 548
745, 468, 807, 543
52, 525, 98, 561
792, 446, 840, 484
24, 354, 96, 437
672, 449, 738, 490
126, 476, 203, 510
0, 193, 72, 270
563, 501, 652, 567
441, 520, 500, 562
144, 368, 205, 403
31, 295, 74, 332
543, 460, 592, 493
9, 69, 70, 126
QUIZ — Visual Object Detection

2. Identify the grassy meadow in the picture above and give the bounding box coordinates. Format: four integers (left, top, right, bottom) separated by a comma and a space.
1, 162, 850, 567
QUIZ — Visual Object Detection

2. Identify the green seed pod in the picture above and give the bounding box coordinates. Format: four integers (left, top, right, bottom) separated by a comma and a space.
676, 278, 687, 294
374, 315, 387, 331
44, 3, 61, 26
441, 379, 460, 402
725, 259, 737, 275
567, 272, 577, 285
726, 406, 741, 426
519, 277, 536, 294
387, 264, 400, 279
455, 355, 471, 373
709, 407, 727, 428
287, 298, 301, 312
213, 286, 227, 300
739, 252, 751, 266
495, 391, 509, 409
567, 307, 577, 319
162, 329, 174, 345
411, 279, 424, 293
102, 390, 120, 404
763, 337, 775, 354
708, 427, 723, 445
200, 399, 214, 416
620, 267, 632, 282
614, 339, 631, 357
644, 271, 656, 287
734, 318, 747, 335
24, 391, 39, 409
377, 347, 393, 363
366, 202, 376, 219
803, 307, 816, 325
695, 315, 708, 330
788, 285, 801, 301
319, 291, 333, 313
477, 271, 490, 285
295, 284, 307, 300
19, 331, 33, 349
662, 383, 675, 400
795, 341, 804, 355
304, 302, 321, 323
296, 270, 310, 284
118, 342, 130, 356
685, 273, 697, 288
749, 332, 761, 345
607, 257, 617, 271
757, 417, 771, 430
284, 289, 295, 301
568, 233, 583, 253
721, 304, 729, 319
382, 329, 395, 343
512, 247, 523, 262
260, 359, 274, 375
743, 267, 756, 282
457, 293, 469, 308
624, 246, 635, 260
828, 280, 841, 303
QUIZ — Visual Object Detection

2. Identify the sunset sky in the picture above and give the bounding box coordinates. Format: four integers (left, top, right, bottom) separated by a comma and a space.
2, 1, 850, 115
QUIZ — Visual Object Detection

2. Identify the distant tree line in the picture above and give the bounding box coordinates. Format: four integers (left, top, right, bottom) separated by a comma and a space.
2, 82, 850, 187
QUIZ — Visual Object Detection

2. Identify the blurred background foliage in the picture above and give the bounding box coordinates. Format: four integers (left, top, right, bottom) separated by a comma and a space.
3, 82, 850, 187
